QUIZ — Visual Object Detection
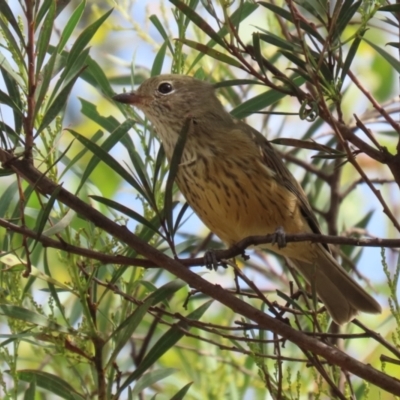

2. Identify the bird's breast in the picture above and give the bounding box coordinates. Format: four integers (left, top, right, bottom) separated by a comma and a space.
175, 153, 311, 251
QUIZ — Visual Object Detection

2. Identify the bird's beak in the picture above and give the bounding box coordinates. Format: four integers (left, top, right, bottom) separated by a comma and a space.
113, 92, 140, 105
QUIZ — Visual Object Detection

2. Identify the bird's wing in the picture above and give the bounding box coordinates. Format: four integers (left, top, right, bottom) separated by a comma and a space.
237, 121, 324, 239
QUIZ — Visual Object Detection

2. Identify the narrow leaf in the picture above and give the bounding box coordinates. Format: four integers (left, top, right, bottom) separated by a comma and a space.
230, 90, 286, 119
131, 369, 177, 398
37, 68, 83, 135
0, 305, 69, 333
179, 39, 243, 69
150, 14, 174, 54
117, 300, 212, 395
164, 118, 192, 235
364, 37, 400, 73
169, 382, 194, 400
151, 42, 168, 77
169, 0, 227, 48
16, 370, 84, 400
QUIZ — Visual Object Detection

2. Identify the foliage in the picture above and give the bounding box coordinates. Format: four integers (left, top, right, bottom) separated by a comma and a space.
0, 0, 400, 398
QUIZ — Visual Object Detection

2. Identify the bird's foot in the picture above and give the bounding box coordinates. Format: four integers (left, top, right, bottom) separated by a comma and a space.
204, 250, 228, 271
271, 226, 287, 249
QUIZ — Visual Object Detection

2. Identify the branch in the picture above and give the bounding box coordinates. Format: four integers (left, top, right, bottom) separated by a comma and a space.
1, 152, 400, 395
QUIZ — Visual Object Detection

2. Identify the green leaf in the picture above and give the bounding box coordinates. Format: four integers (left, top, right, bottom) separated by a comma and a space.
230, 90, 286, 119
164, 118, 192, 235
106, 298, 154, 367
66, 8, 112, 68
169, 0, 226, 48
145, 280, 187, 306
48, 7, 112, 105
23, 376, 36, 400
58, 0, 86, 53
90, 196, 161, 235
36, 0, 56, 75
378, 4, 400, 12
0, 305, 69, 333
270, 138, 343, 154
1, 66, 23, 134
0, 0, 25, 42
0, 89, 23, 116
15, 370, 85, 400
214, 79, 263, 88
179, 38, 243, 69
151, 42, 168, 77
81, 55, 114, 96
150, 14, 174, 54
257, 31, 294, 51
0, 18, 25, 68
72, 118, 134, 193
258, 2, 323, 42
364, 38, 400, 73
334, 0, 362, 42
66, 129, 148, 200
131, 369, 177, 398
36, 68, 83, 135
31, 185, 62, 251
117, 300, 212, 395
341, 29, 366, 86
169, 382, 194, 400
188, 2, 258, 71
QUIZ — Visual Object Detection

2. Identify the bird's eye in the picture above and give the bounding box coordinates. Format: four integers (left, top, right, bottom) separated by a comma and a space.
157, 82, 174, 94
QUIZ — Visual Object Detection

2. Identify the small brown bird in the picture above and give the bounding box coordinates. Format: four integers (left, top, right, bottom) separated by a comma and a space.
114, 74, 381, 324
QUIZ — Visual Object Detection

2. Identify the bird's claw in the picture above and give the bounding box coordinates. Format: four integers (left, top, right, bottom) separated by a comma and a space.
204, 250, 228, 271
271, 226, 287, 249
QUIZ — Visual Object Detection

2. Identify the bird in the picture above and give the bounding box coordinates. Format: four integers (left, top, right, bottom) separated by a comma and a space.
113, 74, 381, 324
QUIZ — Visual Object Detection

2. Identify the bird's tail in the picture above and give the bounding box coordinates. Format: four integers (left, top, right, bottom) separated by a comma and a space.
287, 245, 381, 325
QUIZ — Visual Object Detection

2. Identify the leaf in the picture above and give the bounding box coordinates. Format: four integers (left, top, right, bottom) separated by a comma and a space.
169, 382, 194, 400
15, 370, 84, 400
257, 31, 294, 51
364, 37, 400, 73
42, 209, 76, 236
178, 39, 244, 69
106, 298, 154, 367
230, 90, 286, 119
35, 0, 56, 74
145, 280, 187, 306
36, 68, 83, 135
188, 2, 258, 71
57, 0, 86, 53
0, 0, 25, 42
81, 55, 115, 96
334, 0, 362, 42
72, 118, 134, 194
0, 89, 23, 116
164, 118, 192, 235
214, 79, 263, 88
131, 369, 177, 398
24, 377, 36, 400
1, 66, 23, 134
0, 305, 69, 333
258, 2, 324, 42
378, 4, 400, 12
270, 138, 343, 154
169, 0, 227, 48
66, 8, 112, 69
340, 29, 366, 85
150, 14, 174, 54
151, 42, 168, 77
117, 300, 212, 395
66, 129, 148, 200
90, 196, 161, 235
31, 185, 62, 251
